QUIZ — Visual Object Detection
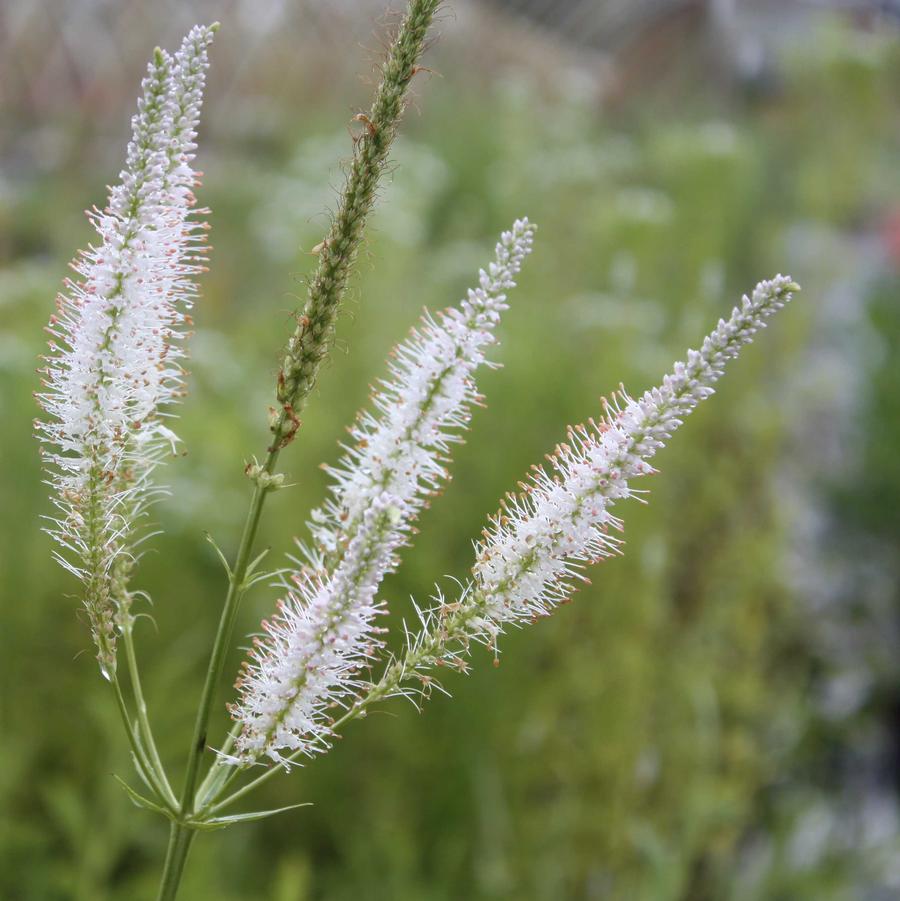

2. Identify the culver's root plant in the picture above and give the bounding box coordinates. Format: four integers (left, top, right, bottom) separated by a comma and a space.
35, 2, 800, 898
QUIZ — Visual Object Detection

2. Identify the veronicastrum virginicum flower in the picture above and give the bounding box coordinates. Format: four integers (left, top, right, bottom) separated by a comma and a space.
36, 25, 216, 675
307, 218, 536, 568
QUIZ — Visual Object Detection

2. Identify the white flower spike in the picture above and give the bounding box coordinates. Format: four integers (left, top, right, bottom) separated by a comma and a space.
306, 217, 536, 569
35, 25, 216, 675
390, 275, 799, 687
230, 493, 398, 765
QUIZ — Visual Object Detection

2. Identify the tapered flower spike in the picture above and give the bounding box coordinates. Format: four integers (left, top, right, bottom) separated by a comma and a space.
271, 0, 443, 452
35, 25, 216, 676
230, 219, 536, 764
307, 218, 536, 569
370, 275, 800, 698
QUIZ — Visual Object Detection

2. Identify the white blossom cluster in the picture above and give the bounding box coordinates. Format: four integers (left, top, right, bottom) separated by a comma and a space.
306, 218, 536, 568
471, 275, 798, 640
35, 26, 216, 674
230, 494, 398, 765
396, 275, 799, 681
232, 220, 535, 763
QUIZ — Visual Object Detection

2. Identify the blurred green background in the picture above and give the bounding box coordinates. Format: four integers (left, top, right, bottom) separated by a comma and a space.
2, 1, 900, 898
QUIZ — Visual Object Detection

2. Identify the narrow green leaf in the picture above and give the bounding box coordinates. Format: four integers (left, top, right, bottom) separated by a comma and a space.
204, 531, 233, 580
242, 547, 271, 587
129, 750, 158, 795
243, 568, 276, 590
112, 774, 172, 818
192, 802, 312, 831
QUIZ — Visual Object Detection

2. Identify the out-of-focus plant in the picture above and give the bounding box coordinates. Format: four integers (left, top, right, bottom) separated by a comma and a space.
32, 2, 804, 899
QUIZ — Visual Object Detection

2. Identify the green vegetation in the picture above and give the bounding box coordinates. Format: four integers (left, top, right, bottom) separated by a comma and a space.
1, 13, 899, 900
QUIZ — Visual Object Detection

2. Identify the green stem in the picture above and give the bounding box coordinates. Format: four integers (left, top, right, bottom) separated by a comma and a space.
194, 724, 239, 808
177, 455, 280, 818
122, 621, 178, 809
153, 436, 282, 901
155, 821, 196, 901
111, 676, 176, 814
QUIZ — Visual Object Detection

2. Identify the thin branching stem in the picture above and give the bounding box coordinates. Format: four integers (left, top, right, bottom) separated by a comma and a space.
121, 620, 178, 808
201, 680, 390, 815
177, 477, 273, 816
110, 675, 177, 814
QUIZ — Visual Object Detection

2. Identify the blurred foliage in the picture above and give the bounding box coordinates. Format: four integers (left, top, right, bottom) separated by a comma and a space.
1, 9, 899, 901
